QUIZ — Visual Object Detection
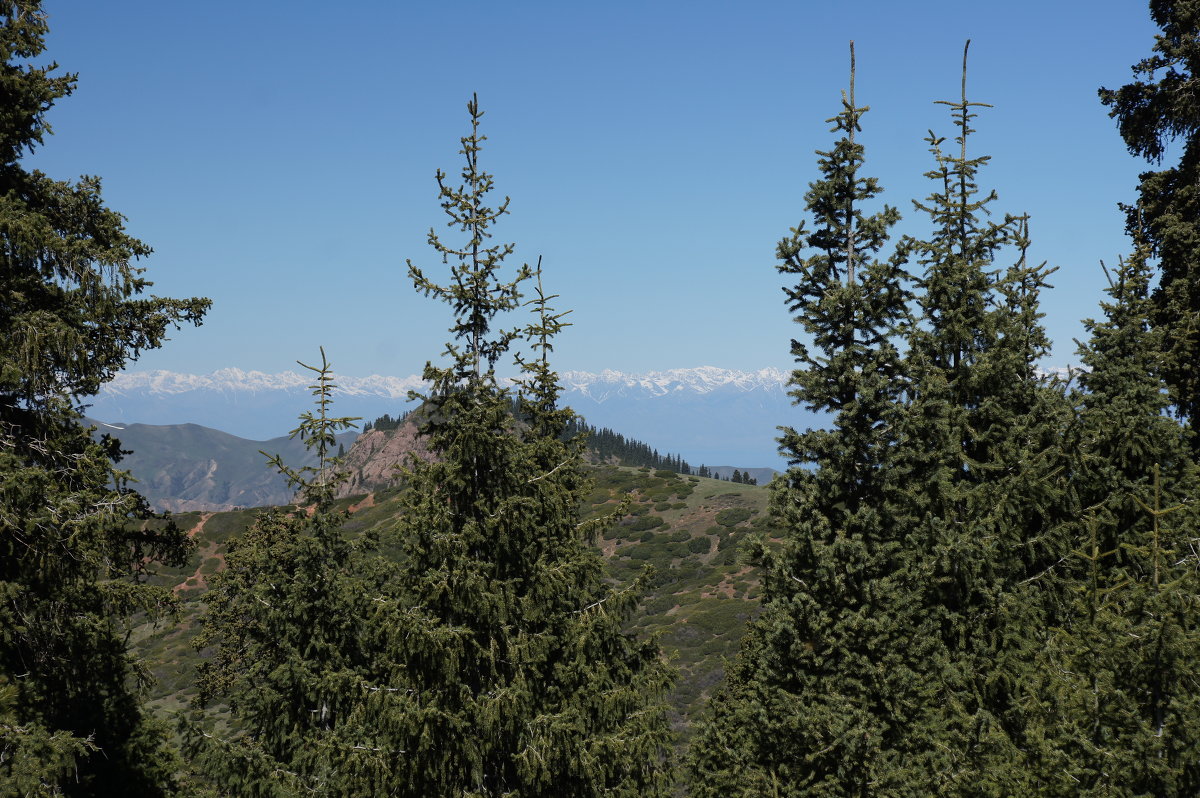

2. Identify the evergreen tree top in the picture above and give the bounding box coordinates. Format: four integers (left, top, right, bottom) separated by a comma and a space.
407, 93, 529, 384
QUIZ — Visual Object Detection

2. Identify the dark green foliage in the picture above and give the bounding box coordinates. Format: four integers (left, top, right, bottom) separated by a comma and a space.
630, 515, 666, 532
1101, 1, 1200, 444
361, 410, 410, 433
713, 508, 751, 528
687, 45, 926, 796
334, 97, 674, 796
567, 420, 693, 474
0, 3, 209, 794
185, 353, 366, 796
885, 44, 1072, 790
1022, 235, 1200, 794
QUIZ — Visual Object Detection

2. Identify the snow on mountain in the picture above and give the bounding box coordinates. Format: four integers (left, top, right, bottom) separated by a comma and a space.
559, 367, 789, 400
103, 368, 426, 398
92, 367, 806, 467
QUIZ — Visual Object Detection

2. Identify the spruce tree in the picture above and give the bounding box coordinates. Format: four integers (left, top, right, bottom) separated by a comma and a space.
0, 3, 209, 794
186, 351, 367, 796
329, 96, 673, 796
890, 43, 1072, 793
1100, 0, 1200, 448
687, 45, 924, 796
1025, 228, 1200, 795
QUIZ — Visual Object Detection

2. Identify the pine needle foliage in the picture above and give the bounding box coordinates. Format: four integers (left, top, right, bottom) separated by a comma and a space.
1024, 230, 1200, 795
186, 352, 365, 797
1100, 0, 1200, 449
0, 2, 209, 793
890, 43, 1073, 793
687, 45, 928, 796
328, 97, 674, 797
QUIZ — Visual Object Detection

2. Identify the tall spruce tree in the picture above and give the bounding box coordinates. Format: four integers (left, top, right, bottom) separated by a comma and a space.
1100, 0, 1200, 449
687, 46, 926, 796
186, 351, 367, 796
0, 2, 210, 794
890, 43, 1072, 794
1024, 228, 1200, 795
326, 96, 673, 796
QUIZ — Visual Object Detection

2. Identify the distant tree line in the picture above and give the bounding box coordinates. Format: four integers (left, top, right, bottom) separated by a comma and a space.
361, 410, 410, 433
564, 418, 693, 475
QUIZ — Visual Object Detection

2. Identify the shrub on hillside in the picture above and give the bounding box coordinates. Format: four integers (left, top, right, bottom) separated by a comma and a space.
715, 508, 752, 527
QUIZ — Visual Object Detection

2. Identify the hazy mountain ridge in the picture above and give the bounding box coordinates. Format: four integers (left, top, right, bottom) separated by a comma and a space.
102, 366, 790, 399
90, 419, 358, 512
94, 366, 805, 466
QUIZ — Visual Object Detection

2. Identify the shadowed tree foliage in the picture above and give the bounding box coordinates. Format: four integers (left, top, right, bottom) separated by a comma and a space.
1023, 227, 1200, 795
0, 2, 209, 794
1101, 0, 1200, 450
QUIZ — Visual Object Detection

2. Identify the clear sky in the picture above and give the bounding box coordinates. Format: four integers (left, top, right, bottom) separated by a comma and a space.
31, 1, 1161, 379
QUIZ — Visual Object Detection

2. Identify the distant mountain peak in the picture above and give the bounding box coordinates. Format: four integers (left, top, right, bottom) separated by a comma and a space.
104, 366, 790, 399
558, 367, 789, 400
104, 368, 426, 398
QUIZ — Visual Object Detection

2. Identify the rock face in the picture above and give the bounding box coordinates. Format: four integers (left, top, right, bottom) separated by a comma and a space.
335, 423, 433, 498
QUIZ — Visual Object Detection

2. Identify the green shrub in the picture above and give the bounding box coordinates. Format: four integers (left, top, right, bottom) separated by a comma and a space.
716, 507, 753, 527
687, 535, 712, 554
717, 529, 744, 551
664, 541, 692, 559
671, 502, 687, 510
710, 547, 739, 567
630, 515, 665, 532
654, 501, 672, 512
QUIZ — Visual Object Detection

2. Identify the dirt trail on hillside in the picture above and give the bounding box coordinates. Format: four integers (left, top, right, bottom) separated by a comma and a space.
175, 513, 224, 594
349, 493, 376, 513
186, 513, 213, 538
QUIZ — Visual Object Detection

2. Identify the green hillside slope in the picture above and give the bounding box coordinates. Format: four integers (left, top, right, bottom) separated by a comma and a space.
129, 465, 776, 751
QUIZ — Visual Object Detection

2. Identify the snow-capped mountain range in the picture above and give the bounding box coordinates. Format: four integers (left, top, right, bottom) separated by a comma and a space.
91, 367, 807, 468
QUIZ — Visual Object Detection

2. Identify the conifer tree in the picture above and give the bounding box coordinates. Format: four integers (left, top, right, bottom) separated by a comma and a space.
890, 43, 1072, 792
331, 96, 673, 797
687, 45, 923, 796
186, 350, 366, 796
1100, 0, 1200, 448
0, 3, 209, 794
1025, 229, 1200, 794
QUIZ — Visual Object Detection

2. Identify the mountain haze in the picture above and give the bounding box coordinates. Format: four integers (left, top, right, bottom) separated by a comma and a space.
93, 366, 810, 468
91, 419, 358, 512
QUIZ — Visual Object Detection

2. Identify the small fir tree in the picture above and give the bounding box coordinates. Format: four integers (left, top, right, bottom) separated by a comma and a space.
687, 44, 923, 796
332, 96, 673, 797
0, 3, 209, 794
186, 350, 365, 796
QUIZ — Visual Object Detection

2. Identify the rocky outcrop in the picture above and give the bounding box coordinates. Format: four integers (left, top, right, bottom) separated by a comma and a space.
335, 422, 433, 498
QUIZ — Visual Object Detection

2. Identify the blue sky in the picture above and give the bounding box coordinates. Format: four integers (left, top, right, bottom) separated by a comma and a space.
33, 1, 1160, 378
